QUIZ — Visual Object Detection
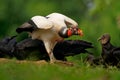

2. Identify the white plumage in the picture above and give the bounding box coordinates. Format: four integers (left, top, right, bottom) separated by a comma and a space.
31, 16, 53, 29
46, 13, 78, 32
16, 13, 83, 63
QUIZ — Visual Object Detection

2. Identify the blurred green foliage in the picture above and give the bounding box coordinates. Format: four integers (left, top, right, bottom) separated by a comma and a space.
0, 0, 120, 57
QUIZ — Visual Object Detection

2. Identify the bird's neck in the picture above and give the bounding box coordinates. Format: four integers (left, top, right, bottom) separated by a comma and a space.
102, 42, 114, 50
58, 27, 70, 38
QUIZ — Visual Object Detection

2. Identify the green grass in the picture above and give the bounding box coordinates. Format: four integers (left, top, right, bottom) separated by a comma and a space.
0, 59, 120, 80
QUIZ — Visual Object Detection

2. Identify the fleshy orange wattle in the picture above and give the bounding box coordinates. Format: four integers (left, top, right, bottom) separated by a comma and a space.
67, 29, 72, 37
78, 29, 83, 36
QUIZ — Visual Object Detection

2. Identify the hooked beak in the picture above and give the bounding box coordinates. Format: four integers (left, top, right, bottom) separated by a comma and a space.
97, 37, 102, 41
77, 29, 83, 36
68, 27, 83, 36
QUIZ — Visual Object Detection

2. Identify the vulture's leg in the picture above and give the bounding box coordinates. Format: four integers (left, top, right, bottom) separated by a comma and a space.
43, 41, 56, 63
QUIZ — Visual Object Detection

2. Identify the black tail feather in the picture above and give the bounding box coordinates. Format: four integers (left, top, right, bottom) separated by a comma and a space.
16, 22, 34, 33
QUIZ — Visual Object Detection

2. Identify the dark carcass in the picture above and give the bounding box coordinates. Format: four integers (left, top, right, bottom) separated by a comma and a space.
0, 36, 93, 61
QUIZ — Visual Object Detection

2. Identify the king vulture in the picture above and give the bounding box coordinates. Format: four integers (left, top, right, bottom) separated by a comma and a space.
16, 13, 83, 63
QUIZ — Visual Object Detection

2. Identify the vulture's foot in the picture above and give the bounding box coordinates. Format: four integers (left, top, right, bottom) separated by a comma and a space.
49, 57, 56, 64
49, 53, 56, 64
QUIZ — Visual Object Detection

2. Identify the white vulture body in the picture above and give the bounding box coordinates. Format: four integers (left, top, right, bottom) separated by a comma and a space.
16, 13, 83, 63
46, 13, 78, 32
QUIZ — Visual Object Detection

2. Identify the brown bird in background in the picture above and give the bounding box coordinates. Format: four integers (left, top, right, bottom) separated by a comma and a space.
98, 33, 120, 67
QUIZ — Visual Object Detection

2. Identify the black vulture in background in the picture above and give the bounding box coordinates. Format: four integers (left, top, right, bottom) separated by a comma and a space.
0, 36, 93, 61
54, 40, 93, 60
0, 36, 17, 58
15, 38, 93, 61
98, 33, 120, 67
